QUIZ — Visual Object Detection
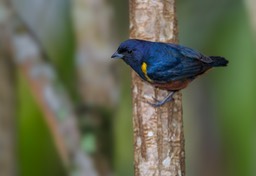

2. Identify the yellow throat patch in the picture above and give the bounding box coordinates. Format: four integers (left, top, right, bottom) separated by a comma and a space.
141, 62, 153, 82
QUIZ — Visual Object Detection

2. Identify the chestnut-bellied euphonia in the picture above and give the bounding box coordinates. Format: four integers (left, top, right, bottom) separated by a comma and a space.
111, 39, 228, 106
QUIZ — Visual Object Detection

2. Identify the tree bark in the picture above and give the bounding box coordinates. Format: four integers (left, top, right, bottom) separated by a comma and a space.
130, 0, 185, 176
0, 1, 16, 175
0, 50, 16, 176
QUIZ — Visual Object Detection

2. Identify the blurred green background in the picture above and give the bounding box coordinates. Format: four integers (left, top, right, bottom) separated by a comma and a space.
9, 0, 256, 175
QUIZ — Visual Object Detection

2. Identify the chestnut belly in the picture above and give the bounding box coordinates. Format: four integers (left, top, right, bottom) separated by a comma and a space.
152, 79, 192, 91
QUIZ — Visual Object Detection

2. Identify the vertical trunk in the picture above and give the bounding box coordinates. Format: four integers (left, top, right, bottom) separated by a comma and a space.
72, 0, 118, 107
0, 55, 16, 176
0, 30, 16, 176
130, 1, 185, 176
72, 0, 118, 175
0, 1, 16, 175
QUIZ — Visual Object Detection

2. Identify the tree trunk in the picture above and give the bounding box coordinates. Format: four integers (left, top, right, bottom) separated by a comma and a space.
72, 0, 118, 107
0, 22, 16, 176
129, 0, 185, 176
72, 0, 118, 175
0, 53, 16, 176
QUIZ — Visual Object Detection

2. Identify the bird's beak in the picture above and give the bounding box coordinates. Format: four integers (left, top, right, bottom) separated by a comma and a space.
111, 52, 124, 59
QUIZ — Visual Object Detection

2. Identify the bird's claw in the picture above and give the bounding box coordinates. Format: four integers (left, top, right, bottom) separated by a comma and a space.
147, 97, 174, 107
147, 91, 176, 107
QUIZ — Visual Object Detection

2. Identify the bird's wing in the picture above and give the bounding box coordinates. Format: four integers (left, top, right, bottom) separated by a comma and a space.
147, 59, 206, 83
146, 44, 208, 83
167, 43, 213, 63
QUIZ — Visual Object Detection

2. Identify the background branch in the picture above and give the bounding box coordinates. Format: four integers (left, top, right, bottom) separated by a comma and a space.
3, 4, 98, 174
11, 30, 97, 176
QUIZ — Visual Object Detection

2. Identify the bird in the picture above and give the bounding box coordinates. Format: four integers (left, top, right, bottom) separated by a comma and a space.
111, 39, 228, 107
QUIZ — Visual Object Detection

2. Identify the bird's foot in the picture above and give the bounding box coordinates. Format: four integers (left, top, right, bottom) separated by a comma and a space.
147, 91, 176, 107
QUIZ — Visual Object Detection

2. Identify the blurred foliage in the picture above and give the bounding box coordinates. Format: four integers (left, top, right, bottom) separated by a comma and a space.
210, 7, 256, 176
178, 0, 256, 176
13, 0, 256, 176
18, 73, 66, 176
110, 1, 133, 176
114, 65, 133, 176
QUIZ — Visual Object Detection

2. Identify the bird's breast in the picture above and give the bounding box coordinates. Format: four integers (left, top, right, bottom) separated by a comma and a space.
152, 79, 191, 91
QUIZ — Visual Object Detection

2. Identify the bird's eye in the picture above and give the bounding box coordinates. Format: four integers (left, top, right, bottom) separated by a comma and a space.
128, 50, 133, 54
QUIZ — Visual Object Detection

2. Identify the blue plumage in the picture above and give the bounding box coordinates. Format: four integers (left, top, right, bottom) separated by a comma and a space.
111, 39, 228, 106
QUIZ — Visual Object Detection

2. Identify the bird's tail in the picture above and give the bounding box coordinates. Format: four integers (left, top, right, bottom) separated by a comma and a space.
209, 56, 229, 67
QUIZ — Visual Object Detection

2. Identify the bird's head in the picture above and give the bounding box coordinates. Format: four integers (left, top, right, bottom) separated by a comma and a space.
111, 39, 146, 70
